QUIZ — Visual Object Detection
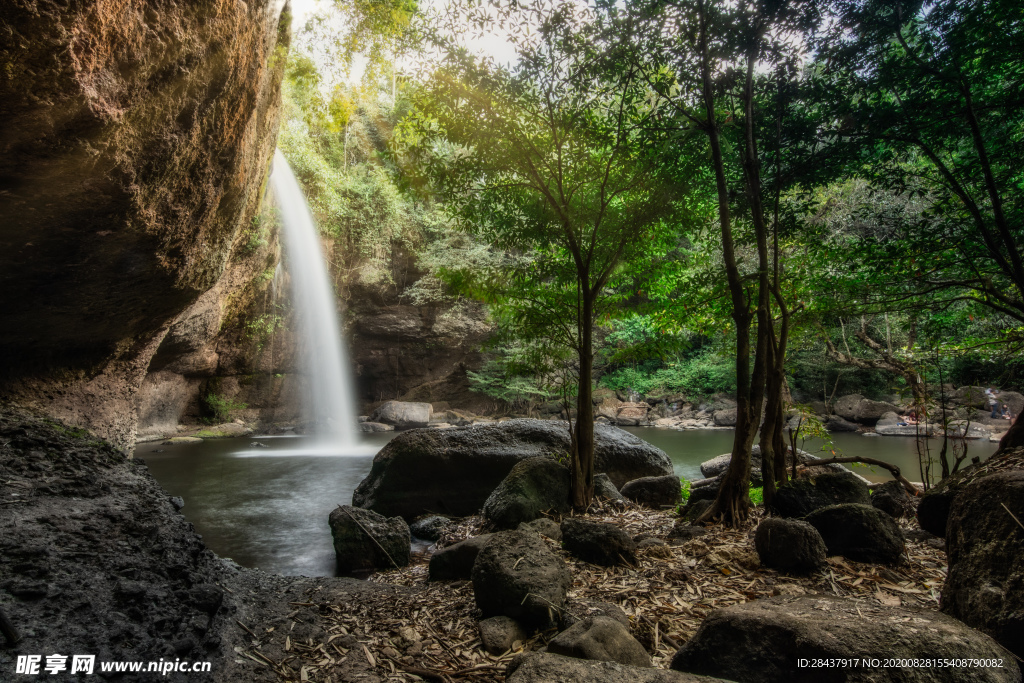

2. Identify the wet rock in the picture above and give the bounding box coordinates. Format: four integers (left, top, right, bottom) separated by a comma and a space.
163, 436, 203, 445
548, 616, 652, 667
753, 517, 826, 574
871, 480, 916, 519
943, 469, 1024, 657
360, 421, 395, 433
560, 519, 636, 566
478, 616, 527, 655
593, 473, 624, 501
875, 411, 936, 437
370, 401, 433, 429
619, 475, 682, 509
483, 457, 571, 529
471, 530, 570, 628
771, 471, 871, 518
615, 402, 650, 426
328, 506, 411, 574
670, 595, 1019, 683
352, 419, 672, 519
409, 515, 452, 542
518, 517, 562, 541
805, 503, 904, 565
428, 534, 493, 581
508, 652, 724, 683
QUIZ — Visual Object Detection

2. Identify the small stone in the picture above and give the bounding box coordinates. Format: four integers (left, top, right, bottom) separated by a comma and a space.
548, 616, 652, 667
753, 517, 826, 574
560, 518, 636, 566
478, 616, 527, 655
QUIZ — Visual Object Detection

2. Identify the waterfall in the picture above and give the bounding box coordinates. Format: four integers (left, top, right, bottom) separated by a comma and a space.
271, 149, 360, 448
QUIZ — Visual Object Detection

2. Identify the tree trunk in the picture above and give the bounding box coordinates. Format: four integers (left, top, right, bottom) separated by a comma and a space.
571, 289, 596, 510
693, 0, 756, 526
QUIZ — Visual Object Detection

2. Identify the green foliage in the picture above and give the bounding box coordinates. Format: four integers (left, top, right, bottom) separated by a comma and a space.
748, 487, 764, 507
204, 394, 247, 423
245, 313, 284, 353
680, 478, 691, 503
599, 347, 736, 398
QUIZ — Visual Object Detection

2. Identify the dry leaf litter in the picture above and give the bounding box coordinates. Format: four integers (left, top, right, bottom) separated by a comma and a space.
237, 501, 948, 683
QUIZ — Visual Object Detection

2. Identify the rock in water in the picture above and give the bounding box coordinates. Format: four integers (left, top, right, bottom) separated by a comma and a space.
804, 503, 904, 565
471, 530, 570, 628
483, 457, 571, 529
943, 469, 1024, 657
871, 479, 916, 519
619, 474, 682, 508
369, 401, 433, 429
772, 471, 871, 518
671, 596, 1020, 683
352, 419, 671, 519
560, 518, 637, 566
428, 534, 493, 582
507, 652, 726, 683
328, 506, 411, 574
548, 616, 652, 667
753, 517, 826, 574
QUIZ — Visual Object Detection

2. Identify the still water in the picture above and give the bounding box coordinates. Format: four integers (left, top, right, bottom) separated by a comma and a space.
137, 428, 997, 577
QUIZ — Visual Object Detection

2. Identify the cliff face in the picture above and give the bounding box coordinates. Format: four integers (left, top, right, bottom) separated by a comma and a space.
0, 0, 290, 450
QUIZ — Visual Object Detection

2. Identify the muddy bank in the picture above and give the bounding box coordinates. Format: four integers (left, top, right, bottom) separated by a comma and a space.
0, 410, 386, 682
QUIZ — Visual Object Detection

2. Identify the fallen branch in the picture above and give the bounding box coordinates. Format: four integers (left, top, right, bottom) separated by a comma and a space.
808, 456, 918, 496
1002, 503, 1024, 532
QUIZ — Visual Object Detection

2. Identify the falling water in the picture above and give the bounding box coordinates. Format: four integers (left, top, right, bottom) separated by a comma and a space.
271, 149, 360, 449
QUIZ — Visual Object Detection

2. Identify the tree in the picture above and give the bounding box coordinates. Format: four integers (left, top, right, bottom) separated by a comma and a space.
396, 1, 679, 508
809, 0, 1024, 446
635, 0, 818, 523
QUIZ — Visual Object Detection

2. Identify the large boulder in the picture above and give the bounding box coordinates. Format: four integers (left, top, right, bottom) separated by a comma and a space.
670, 595, 1019, 683
871, 480, 916, 519
712, 408, 737, 426
805, 503, 905, 565
328, 505, 411, 574
471, 530, 571, 628
619, 474, 682, 508
824, 415, 859, 432
483, 457, 571, 529
428, 534, 493, 581
561, 518, 637, 566
953, 385, 991, 409
753, 517, 826, 574
369, 400, 433, 429
615, 402, 650, 426
352, 419, 672, 519
548, 616, 652, 667
771, 471, 871, 518
917, 464, 978, 537
835, 394, 899, 425
943, 469, 1024, 657
875, 411, 937, 437
507, 652, 725, 683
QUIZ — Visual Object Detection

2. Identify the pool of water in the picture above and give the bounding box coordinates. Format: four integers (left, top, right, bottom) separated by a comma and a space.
622, 427, 998, 485
137, 427, 997, 577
